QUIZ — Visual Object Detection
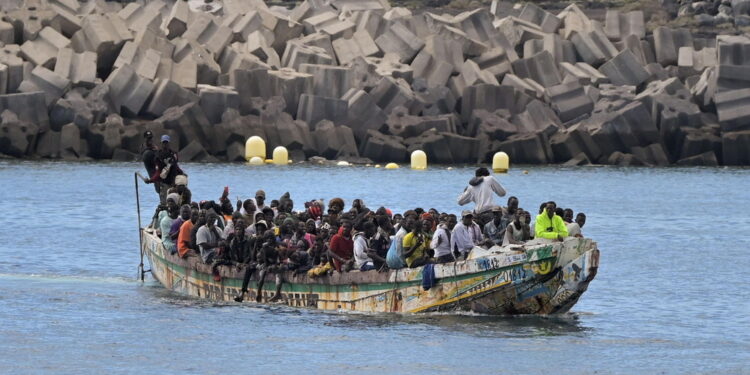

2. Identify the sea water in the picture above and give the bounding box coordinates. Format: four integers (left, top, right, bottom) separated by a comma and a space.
0, 161, 748, 374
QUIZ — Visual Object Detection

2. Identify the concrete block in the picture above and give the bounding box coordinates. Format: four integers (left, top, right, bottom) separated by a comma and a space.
409, 49, 452, 89
36, 130, 61, 158
511, 99, 562, 134
19, 27, 70, 68
571, 29, 619, 67
0, 110, 39, 157
511, 51, 561, 88
715, 88, 750, 132
297, 93, 348, 126
281, 42, 333, 70
604, 10, 645, 42
360, 130, 407, 162
18, 66, 71, 107
145, 79, 199, 118
550, 123, 602, 162
342, 88, 386, 140
158, 102, 212, 150
85, 114, 124, 159
118, 2, 164, 33
545, 81, 595, 123
423, 34, 463, 73
113, 42, 161, 80
676, 151, 719, 166
497, 130, 554, 164
599, 50, 650, 87
258, 10, 304, 55
198, 85, 240, 125
59, 122, 80, 158
299, 64, 353, 99
0, 19, 15, 45
311, 120, 358, 159
331, 29, 379, 65
653, 27, 693, 66
368, 53, 413, 83
461, 84, 516, 124
678, 47, 717, 77
721, 130, 750, 165
369, 76, 420, 114
518, 3, 561, 33
374, 21, 424, 63
557, 4, 595, 39
452, 9, 498, 43
559, 62, 609, 86
103, 64, 154, 117
72, 13, 133, 72
619, 34, 648, 66
171, 38, 221, 85
223, 11, 263, 43
0, 47, 23, 93
3, 6, 56, 43
54, 48, 96, 88
585, 101, 659, 156
471, 47, 512, 80
163, 0, 190, 39
183, 14, 233, 57
412, 82, 457, 116
631, 143, 670, 166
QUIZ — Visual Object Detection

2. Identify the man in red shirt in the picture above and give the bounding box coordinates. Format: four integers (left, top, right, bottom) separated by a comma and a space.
328, 221, 354, 272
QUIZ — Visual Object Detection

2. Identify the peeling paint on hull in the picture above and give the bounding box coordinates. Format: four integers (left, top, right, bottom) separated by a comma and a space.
142, 230, 599, 315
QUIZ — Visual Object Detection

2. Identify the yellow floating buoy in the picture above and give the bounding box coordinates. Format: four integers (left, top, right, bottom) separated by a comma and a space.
245, 136, 265, 161
385, 162, 399, 169
493, 151, 510, 173
523, 170, 529, 175
411, 150, 427, 170
272, 146, 288, 165
248, 156, 264, 165
374, 164, 381, 168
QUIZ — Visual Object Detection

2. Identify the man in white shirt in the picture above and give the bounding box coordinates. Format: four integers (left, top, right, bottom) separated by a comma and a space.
451, 211, 484, 260
457, 167, 506, 225
353, 222, 378, 271
431, 214, 457, 263
197, 212, 225, 263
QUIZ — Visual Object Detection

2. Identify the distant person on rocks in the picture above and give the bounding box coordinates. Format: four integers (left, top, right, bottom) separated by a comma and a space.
535, 202, 568, 242
197, 212, 225, 264
146, 135, 184, 204
140, 130, 159, 195
457, 167, 507, 225
451, 211, 484, 259
431, 214, 457, 263
178, 207, 200, 258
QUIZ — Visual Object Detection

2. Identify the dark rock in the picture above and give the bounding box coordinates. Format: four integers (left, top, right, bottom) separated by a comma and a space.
0, 110, 39, 157
36, 130, 60, 158
722, 130, 750, 165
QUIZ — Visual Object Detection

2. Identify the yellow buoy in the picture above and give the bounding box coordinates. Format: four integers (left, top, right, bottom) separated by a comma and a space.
248, 156, 264, 165
272, 146, 288, 165
385, 162, 399, 169
245, 136, 266, 161
411, 150, 427, 170
493, 151, 510, 173
374, 164, 381, 168
337, 161, 350, 166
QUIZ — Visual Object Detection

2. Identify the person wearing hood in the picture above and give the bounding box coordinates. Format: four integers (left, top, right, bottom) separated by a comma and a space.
535, 202, 568, 242
457, 167, 506, 225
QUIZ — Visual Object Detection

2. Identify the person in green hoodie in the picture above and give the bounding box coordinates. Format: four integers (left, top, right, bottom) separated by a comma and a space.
535, 202, 568, 241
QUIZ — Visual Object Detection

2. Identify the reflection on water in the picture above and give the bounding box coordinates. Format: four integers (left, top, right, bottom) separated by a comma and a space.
1, 161, 749, 374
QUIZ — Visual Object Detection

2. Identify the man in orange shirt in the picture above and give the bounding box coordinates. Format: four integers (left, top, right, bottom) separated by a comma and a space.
178, 207, 200, 258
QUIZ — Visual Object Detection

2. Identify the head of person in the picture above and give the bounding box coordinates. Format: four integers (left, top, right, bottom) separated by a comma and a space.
428, 208, 439, 218
255, 212, 265, 223
492, 206, 503, 222
255, 190, 266, 206
402, 217, 416, 232
144, 130, 153, 147
329, 198, 344, 214
232, 211, 243, 223
563, 208, 574, 223
174, 175, 188, 194
305, 219, 316, 234
319, 226, 330, 241
243, 199, 256, 215
461, 210, 474, 226
160, 134, 171, 150
179, 204, 191, 221
393, 213, 403, 226
576, 213, 586, 228
190, 207, 200, 223
166, 195, 179, 214
555, 207, 564, 218
538, 202, 547, 214
255, 220, 268, 234
403, 210, 418, 221
414, 207, 424, 216
420, 219, 432, 233
446, 214, 458, 230
362, 221, 376, 238
206, 212, 218, 228
296, 221, 306, 236
197, 210, 207, 225
262, 207, 274, 223
341, 221, 353, 238
375, 206, 387, 217
352, 199, 363, 210
514, 209, 524, 224
279, 198, 293, 213
411, 220, 422, 234
281, 218, 295, 235
234, 218, 246, 237
270, 200, 279, 209
546, 202, 557, 218
475, 167, 490, 177
507, 196, 519, 213
376, 215, 391, 231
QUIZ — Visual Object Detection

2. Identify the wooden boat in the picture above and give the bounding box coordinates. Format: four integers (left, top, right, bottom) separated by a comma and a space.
141, 228, 599, 314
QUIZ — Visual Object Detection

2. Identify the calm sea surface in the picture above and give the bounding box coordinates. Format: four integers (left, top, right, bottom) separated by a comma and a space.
0, 161, 748, 374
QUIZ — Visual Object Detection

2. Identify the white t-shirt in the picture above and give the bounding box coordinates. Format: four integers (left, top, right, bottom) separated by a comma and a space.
566, 222, 581, 237
353, 233, 373, 269
196, 225, 224, 262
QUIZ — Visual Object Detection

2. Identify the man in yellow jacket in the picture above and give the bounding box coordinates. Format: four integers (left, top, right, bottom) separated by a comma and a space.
535, 202, 568, 241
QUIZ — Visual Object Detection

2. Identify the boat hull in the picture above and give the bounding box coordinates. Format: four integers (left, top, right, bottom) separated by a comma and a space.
142, 230, 599, 315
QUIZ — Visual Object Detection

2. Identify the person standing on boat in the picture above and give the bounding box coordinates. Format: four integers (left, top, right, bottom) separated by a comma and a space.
140, 130, 159, 195
534, 202, 568, 242
457, 167, 507, 226
145, 135, 184, 204
451, 211, 484, 259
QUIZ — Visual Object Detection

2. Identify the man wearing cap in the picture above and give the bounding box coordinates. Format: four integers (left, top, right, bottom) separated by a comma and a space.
484, 206, 507, 246
450, 210, 484, 259
146, 135, 184, 204
255, 190, 268, 212
166, 174, 191, 207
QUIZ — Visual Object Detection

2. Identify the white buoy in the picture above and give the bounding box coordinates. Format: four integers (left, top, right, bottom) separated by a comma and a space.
249, 156, 264, 165
272, 146, 288, 165
411, 150, 427, 170
493, 151, 509, 173
337, 161, 350, 166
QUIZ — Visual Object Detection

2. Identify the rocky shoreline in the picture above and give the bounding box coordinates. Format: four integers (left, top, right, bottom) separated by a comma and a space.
0, 0, 748, 166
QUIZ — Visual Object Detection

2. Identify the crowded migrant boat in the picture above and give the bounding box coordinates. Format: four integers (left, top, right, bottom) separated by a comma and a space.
140, 131, 590, 306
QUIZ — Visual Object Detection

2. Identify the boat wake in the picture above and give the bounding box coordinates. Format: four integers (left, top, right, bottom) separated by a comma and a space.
0, 272, 136, 285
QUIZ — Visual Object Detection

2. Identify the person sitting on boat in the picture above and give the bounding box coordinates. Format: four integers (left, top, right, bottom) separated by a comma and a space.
403, 220, 433, 268
534, 202, 569, 242
328, 197, 345, 214
503, 209, 530, 246
328, 221, 354, 272
451, 210, 484, 260
387, 217, 414, 269
307, 250, 333, 278
563, 209, 583, 238
234, 220, 268, 302
457, 167, 507, 225
166, 175, 191, 207
529, 202, 547, 239
431, 214, 457, 264
178, 207, 200, 258
167, 205, 191, 254
239, 198, 257, 227
353, 222, 380, 272
225, 218, 257, 264
371, 215, 392, 270
197, 212, 226, 264
575, 213, 586, 234
255, 229, 285, 302
483, 206, 507, 246
159, 194, 180, 254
